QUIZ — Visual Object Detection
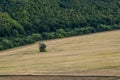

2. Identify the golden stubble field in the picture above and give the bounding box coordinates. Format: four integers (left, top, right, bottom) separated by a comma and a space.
0, 30, 120, 76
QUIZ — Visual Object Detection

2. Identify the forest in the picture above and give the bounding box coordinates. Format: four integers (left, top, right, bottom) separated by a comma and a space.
0, 0, 120, 50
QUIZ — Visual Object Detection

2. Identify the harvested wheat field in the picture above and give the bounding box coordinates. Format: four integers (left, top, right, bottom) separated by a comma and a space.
0, 30, 120, 79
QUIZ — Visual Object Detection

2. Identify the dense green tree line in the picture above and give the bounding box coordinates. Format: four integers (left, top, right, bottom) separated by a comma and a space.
0, 0, 120, 50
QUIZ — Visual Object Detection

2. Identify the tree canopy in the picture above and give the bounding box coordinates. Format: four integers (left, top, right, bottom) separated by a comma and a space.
0, 0, 120, 50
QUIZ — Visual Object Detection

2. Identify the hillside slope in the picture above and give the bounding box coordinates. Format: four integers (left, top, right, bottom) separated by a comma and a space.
0, 30, 120, 75
0, 0, 120, 50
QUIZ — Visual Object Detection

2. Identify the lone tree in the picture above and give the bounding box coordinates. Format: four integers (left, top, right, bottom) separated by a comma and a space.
39, 42, 46, 52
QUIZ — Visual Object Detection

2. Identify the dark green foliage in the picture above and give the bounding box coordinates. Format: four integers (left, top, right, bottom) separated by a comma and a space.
0, 0, 120, 50
31, 34, 42, 41
39, 43, 46, 52
0, 13, 25, 37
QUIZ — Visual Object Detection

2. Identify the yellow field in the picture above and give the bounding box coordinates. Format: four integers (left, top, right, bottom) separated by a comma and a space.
0, 30, 120, 76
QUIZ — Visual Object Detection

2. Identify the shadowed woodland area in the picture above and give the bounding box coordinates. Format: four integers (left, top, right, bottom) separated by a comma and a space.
0, 0, 120, 50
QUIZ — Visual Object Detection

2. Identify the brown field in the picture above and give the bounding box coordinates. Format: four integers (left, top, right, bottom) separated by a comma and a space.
0, 75, 120, 80
0, 30, 120, 79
